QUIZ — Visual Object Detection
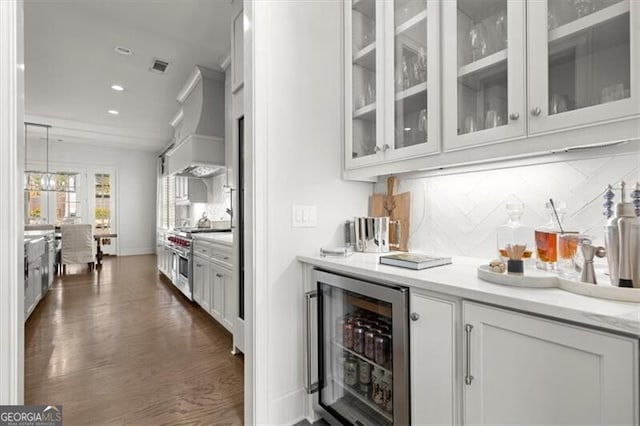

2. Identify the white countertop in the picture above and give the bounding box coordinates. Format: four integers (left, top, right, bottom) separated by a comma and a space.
193, 232, 233, 247
297, 252, 640, 337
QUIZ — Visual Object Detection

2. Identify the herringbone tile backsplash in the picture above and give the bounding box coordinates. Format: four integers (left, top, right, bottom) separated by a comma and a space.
376, 153, 640, 259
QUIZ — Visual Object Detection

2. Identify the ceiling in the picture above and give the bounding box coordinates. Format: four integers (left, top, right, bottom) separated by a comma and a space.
24, 0, 240, 152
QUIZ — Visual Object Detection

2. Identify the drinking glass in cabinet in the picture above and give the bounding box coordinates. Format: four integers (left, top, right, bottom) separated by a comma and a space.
351, 0, 377, 160
547, 0, 630, 113
393, 0, 429, 149
469, 23, 488, 62
494, 9, 508, 49
352, 8, 375, 51
456, 0, 509, 135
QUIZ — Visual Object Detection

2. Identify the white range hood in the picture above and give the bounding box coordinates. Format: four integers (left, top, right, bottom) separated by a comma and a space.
166, 66, 226, 178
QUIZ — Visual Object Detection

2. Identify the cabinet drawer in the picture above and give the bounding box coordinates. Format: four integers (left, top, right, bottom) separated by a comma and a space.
193, 240, 232, 268
210, 246, 232, 269
193, 240, 215, 258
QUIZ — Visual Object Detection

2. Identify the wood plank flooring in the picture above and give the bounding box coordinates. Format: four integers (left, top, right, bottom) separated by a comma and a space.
25, 255, 244, 425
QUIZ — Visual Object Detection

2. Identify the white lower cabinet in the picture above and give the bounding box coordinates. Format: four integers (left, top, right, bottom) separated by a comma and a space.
193, 256, 207, 307
210, 263, 225, 320
462, 301, 639, 425
410, 291, 459, 426
192, 239, 235, 334
209, 262, 234, 331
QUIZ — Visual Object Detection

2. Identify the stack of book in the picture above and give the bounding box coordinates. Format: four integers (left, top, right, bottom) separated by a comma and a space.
379, 253, 452, 270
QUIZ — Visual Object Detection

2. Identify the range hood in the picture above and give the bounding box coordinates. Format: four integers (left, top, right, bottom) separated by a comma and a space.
166, 65, 226, 178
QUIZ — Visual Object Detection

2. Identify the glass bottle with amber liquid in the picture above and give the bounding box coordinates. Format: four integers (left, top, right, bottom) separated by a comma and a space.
497, 202, 534, 262
535, 201, 565, 270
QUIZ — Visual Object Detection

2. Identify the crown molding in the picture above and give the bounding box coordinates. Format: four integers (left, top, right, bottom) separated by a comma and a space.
220, 53, 231, 70
24, 114, 170, 152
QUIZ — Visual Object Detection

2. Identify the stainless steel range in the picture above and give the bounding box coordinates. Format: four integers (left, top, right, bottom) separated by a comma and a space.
165, 227, 231, 301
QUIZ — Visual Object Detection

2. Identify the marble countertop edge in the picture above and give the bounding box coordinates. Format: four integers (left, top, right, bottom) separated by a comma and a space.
297, 253, 640, 337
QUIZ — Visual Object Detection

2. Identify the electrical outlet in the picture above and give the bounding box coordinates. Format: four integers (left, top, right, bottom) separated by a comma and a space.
292, 205, 317, 228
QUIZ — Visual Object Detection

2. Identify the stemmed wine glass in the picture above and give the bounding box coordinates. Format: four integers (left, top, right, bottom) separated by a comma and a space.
495, 10, 507, 49
469, 22, 488, 62
417, 109, 428, 143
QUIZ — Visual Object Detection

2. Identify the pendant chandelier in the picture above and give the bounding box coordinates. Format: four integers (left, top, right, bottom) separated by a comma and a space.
24, 122, 77, 192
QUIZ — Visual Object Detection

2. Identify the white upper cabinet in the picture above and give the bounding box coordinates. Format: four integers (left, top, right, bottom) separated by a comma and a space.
442, 0, 526, 151
345, 0, 440, 170
443, 0, 639, 151
528, 0, 639, 134
343, 0, 639, 180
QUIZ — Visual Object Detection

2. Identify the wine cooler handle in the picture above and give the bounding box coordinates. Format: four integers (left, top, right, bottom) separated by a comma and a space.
465, 324, 474, 385
229, 187, 235, 229
305, 290, 319, 394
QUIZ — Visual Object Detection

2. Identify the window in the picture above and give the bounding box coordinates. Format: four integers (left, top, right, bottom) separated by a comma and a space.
24, 173, 81, 225
95, 173, 111, 234
158, 174, 176, 229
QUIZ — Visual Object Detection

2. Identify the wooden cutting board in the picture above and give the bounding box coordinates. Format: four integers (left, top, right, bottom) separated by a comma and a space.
369, 176, 410, 251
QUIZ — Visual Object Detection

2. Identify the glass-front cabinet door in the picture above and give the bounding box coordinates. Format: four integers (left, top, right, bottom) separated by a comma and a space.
442, 0, 526, 151
345, 0, 441, 170
528, 0, 639, 134
346, 0, 383, 168
383, 0, 440, 161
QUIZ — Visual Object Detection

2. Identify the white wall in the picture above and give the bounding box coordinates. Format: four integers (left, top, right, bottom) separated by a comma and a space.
374, 151, 640, 260
251, 1, 372, 423
26, 139, 157, 256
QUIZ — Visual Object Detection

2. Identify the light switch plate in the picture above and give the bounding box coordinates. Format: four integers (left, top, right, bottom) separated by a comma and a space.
292, 205, 317, 228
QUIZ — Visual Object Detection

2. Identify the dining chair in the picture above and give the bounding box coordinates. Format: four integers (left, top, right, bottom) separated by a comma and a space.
60, 224, 95, 273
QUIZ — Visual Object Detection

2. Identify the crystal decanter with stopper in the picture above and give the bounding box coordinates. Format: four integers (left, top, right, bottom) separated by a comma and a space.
497, 202, 534, 263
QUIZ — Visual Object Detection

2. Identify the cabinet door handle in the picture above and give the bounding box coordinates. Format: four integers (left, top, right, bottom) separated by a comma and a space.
382, 143, 390, 152
465, 324, 474, 385
410, 312, 420, 321
215, 273, 223, 278
509, 112, 520, 121
373, 145, 381, 153
530, 107, 542, 116
223, 256, 230, 260
229, 187, 235, 229
196, 263, 202, 267
305, 290, 319, 394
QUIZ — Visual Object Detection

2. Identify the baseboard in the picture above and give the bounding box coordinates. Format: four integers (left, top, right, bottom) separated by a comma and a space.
270, 387, 307, 425
119, 247, 156, 256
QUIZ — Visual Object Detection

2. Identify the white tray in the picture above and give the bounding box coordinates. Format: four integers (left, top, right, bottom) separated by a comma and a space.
477, 265, 640, 303
477, 265, 557, 287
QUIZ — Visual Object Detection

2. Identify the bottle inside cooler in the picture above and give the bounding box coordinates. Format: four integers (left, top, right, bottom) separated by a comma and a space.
329, 290, 394, 425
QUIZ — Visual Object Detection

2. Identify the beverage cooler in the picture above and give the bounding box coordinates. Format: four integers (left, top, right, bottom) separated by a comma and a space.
307, 270, 409, 425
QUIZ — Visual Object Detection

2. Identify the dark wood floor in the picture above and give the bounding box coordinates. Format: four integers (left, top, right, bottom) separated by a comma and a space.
25, 254, 244, 425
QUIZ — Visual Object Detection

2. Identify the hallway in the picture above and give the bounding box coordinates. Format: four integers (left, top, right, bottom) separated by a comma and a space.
25, 255, 244, 425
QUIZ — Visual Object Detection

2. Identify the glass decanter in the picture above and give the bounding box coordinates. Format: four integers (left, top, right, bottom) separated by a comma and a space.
496, 202, 534, 262
534, 201, 565, 270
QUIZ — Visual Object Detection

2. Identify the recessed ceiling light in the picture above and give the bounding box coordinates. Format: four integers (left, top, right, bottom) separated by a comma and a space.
111, 84, 125, 92
114, 46, 133, 56
108, 110, 119, 115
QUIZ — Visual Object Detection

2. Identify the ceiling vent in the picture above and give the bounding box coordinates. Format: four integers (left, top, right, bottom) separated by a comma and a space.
150, 58, 170, 74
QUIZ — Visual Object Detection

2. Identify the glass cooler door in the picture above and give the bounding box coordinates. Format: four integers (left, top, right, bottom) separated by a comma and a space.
314, 270, 409, 426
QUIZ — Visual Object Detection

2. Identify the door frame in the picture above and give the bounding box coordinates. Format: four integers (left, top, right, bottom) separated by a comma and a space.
0, 0, 25, 404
